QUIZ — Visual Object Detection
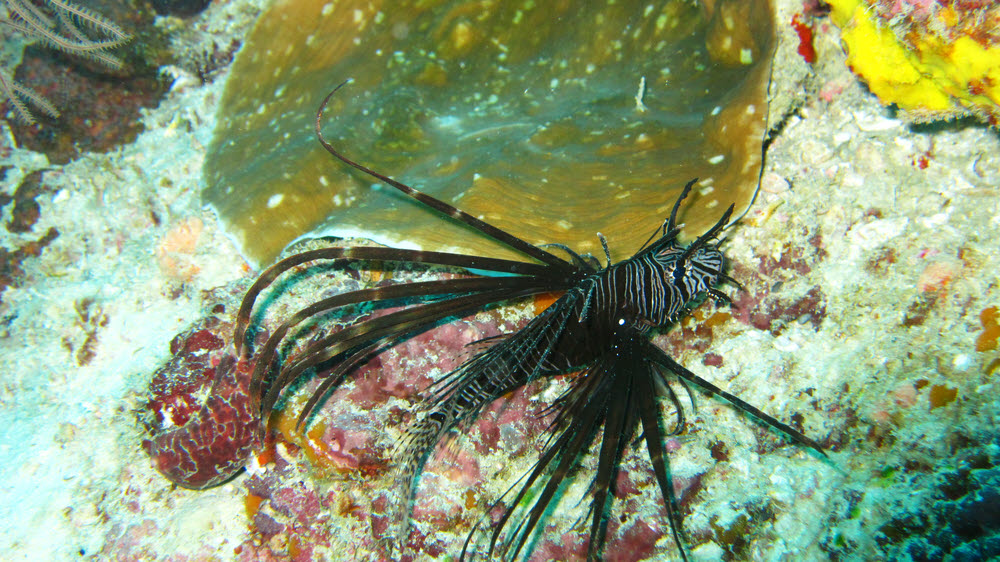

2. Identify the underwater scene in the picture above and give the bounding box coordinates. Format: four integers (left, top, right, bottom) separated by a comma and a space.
1, 0, 998, 560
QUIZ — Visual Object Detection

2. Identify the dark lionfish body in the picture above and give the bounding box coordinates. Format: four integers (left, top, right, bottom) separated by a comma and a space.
234, 83, 825, 561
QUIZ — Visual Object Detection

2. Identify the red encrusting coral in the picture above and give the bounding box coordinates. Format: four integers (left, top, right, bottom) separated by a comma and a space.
141, 314, 259, 489
791, 13, 817, 64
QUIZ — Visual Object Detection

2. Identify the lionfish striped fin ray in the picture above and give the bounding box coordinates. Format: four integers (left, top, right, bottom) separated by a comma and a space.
651, 347, 828, 455
636, 359, 690, 561
288, 284, 563, 429
234, 245, 563, 357
456, 339, 649, 560
256, 284, 556, 423
388, 289, 587, 543
247, 275, 561, 406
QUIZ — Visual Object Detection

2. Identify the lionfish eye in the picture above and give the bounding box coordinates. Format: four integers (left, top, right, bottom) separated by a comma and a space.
671, 262, 687, 285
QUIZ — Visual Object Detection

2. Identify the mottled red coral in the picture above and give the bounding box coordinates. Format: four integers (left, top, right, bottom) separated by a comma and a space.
141, 315, 258, 489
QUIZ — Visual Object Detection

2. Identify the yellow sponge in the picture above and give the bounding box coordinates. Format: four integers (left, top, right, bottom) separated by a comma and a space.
827, 0, 1000, 123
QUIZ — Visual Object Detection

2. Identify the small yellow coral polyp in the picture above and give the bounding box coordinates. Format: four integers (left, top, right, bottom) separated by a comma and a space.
827, 0, 1000, 121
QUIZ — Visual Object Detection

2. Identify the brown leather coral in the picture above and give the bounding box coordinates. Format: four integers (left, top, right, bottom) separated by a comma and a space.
203, 0, 775, 267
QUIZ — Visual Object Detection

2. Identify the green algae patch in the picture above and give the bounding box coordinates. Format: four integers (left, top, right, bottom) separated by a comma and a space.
204, 0, 775, 267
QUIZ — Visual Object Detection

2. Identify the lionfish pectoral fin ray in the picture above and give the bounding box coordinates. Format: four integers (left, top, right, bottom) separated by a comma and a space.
636, 363, 690, 562
262, 286, 548, 427
294, 340, 384, 430
585, 364, 641, 560
250, 276, 542, 406
661, 378, 688, 435
653, 347, 827, 457
497, 398, 605, 560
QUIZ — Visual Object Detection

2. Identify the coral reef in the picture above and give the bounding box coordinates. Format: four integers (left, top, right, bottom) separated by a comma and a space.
826, 0, 1000, 123
204, 0, 776, 267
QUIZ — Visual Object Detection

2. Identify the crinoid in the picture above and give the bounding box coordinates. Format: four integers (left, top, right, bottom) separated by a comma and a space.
234, 82, 826, 561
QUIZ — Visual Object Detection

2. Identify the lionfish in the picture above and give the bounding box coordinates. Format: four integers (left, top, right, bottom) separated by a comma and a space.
234, 83, 825, 561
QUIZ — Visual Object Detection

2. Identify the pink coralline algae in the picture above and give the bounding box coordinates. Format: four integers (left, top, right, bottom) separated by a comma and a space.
729, 238, 829, 334
141, 313, 259, 489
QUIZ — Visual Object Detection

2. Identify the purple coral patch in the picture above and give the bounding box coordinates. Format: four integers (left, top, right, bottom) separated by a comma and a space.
728, 237, 829, 334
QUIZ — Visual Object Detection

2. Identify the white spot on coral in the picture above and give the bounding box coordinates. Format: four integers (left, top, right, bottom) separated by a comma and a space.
634, 76, 647, 113
740, 48, 753, 64
708, 154, 725, 165
847, 217, 909, 251
267, 193, 284, 208
952, 353, 973, 372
